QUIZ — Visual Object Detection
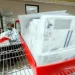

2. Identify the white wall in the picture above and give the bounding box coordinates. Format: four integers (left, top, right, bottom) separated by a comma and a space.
0, 0, 75, 19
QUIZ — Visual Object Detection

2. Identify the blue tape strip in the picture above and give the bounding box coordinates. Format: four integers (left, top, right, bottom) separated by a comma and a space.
64, 31, 70, 48
66, 30, 73, 47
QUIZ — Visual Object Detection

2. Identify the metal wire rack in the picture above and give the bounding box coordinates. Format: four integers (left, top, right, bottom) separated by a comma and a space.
0, 42, 33, 75
0, 37, 75, 75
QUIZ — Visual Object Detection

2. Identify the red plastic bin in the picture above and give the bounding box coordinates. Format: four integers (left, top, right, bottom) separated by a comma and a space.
20, 35, 75, 75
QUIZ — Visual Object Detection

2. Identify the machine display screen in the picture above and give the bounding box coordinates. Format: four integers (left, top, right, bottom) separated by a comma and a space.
54, 19, 71, 29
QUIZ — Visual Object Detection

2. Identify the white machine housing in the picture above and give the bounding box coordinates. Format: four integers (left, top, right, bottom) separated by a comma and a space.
19, 11, 75, 66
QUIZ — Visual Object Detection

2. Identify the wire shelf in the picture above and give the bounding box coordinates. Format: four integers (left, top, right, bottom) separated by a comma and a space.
0, 42, 33, 75
0, 37, 75, 75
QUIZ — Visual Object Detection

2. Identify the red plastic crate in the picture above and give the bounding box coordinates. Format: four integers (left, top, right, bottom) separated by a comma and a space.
20, 35, 75, 75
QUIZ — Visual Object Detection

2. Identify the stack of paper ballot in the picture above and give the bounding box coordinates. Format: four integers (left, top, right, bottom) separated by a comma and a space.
19, 11, 75, 66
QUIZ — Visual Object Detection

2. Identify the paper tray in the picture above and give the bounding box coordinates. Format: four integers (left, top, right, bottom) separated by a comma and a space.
20, 35, 75, 75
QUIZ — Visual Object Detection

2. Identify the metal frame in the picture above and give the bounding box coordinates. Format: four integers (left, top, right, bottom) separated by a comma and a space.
0, 12, 4, 30
25, 4, 39, 14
